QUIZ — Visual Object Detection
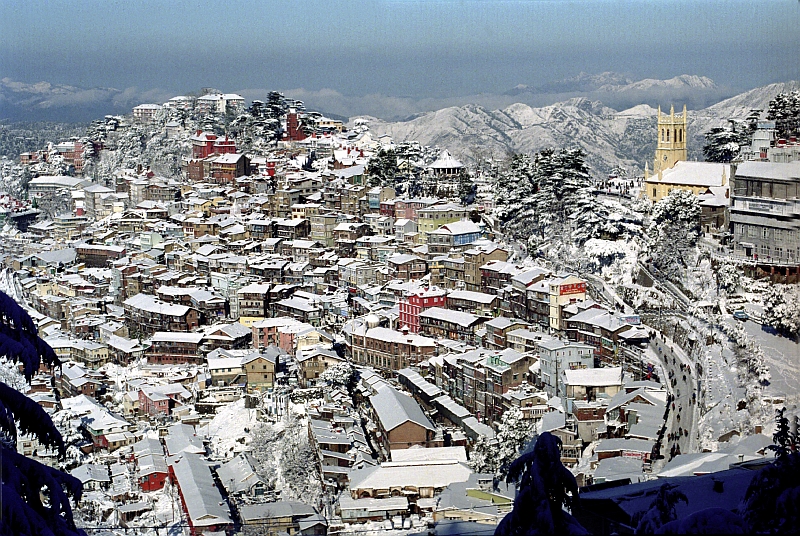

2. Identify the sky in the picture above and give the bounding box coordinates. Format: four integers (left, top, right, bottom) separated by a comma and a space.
2, 0, 800, 119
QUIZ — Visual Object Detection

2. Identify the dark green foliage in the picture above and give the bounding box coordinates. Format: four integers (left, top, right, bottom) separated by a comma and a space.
741, 451, 800, 534
366, 148, 399, 187
766, 90, 800, 139
633, 483, 688, 533
702, 123, 749, 163
494, 432, 586, 536
768, 407, 798, 458
0, 290, 86, 536
494, 148, 593, 248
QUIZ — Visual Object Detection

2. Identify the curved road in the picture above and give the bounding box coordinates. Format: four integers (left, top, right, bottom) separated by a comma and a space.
649, 330, 698, 471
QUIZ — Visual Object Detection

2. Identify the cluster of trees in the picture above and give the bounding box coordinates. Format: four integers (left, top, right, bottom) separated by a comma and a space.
702, 123, 751, 163
228, 92, 289, 152
468, 407, 533, 477
250, 409, 324, 508
761, 283, 800, 336
646, 189, 701, 277
494, 148, 593, 248
495, 412, 800, 535
767, 90, 800, 139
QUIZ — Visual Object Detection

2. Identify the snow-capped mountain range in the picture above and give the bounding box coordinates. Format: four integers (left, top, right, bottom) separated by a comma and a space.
361, 80, 800, 179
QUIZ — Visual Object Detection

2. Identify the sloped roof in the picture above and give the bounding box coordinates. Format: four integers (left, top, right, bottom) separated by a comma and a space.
169, 453, 232, 527
369, 383, 435, 432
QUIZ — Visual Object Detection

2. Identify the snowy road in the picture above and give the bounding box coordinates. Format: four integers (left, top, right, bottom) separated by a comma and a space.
649, 331, 698, 471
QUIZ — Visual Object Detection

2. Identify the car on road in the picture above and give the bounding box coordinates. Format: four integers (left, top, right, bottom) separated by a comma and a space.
733, 310, 749, 321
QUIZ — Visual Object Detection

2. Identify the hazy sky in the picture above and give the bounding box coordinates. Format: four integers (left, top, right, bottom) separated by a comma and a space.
3, 0, 800, 98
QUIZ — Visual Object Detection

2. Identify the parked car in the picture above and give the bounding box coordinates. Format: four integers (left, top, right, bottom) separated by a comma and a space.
733, 310, 749, 321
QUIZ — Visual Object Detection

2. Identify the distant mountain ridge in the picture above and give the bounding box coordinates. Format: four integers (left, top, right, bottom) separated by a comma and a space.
0, 73, 744, 123
361, 80, 799, 179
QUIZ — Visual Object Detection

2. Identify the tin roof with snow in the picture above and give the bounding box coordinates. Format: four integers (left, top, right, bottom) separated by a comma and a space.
429, 220, 481, 236
428, 151, 464, 170
150, 331, 204, 344
563, 366, 623, 387
419, 307, 484, 327
123, 293, 190, 316
349, 459, 472, 491
369, 382, 435, 432
169, 453, 232, 527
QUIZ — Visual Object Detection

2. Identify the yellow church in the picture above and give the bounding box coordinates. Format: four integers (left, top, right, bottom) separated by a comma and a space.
644, 104, 730, 203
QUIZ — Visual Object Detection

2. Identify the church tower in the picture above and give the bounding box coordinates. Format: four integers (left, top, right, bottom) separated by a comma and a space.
652, 104, 687, 174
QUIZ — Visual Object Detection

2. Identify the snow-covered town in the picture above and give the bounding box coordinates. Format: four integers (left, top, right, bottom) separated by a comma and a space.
1, 82, 798, 535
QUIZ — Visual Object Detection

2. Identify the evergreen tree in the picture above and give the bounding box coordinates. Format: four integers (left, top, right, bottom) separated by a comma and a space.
0, 290, 86, 536
647, 189, 700, 275
494, 432, 586, 536
468, 407, 533, 478
366, 149, 399, 187
702, 124, 749, 163
762, 284, 800, 336
768, 407, 798, 459
766, 90, 800, 139
457, 168, 476, 205
633, 483, 688, 534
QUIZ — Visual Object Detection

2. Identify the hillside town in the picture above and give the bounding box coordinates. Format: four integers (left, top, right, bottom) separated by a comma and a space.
1, 86, 799, 536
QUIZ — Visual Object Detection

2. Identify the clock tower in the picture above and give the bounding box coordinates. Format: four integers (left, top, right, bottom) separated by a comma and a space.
653, 104, 687, 174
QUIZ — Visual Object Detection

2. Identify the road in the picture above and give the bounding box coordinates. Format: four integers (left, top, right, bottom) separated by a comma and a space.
649, 329, 698, 472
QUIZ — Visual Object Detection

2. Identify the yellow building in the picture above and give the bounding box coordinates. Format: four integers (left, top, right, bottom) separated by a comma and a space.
416, 203, 469, 244
645, 161, 730, 203
653, 105, 688, 175
644, 104, 730, 203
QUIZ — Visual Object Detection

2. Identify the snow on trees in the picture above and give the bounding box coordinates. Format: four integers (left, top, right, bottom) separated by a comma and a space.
766, 90, 800, 139
494, 432, 586, 536
249, 409, 323, 507
366, 148, 399, 187
761, 283, 800, 336
702, 124, 749, 163
633, 483, 688, 534
317, 361, 357, 390
468, 406, 533, 477
646, 189, 700, 276
715, 260, 741, 293
0, 290, 86, 536
494, 148, 593, 250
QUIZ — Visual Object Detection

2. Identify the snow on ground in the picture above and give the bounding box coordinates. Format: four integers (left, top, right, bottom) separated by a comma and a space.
740, 319, 800, 405
205, 398, 258, 458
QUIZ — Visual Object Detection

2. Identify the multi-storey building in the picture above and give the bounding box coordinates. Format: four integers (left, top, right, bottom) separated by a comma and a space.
350, 326, 436, 370
729, 160, 800, 274
419, 307, 486, 344
537, 337, 594, 397
146, 332, 204, 364
416, 204, 469, 243
398, 286, 447, 333
123, 293, 199, 336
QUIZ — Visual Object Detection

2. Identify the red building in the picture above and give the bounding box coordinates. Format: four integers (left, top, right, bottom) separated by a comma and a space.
286, 111, 307, 141
398, 286, 447, 334
190, 131, 237, 159
137, 453, 169, 491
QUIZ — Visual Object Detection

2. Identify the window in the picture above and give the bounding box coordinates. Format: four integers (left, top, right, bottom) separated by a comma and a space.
653, 188, 657, 197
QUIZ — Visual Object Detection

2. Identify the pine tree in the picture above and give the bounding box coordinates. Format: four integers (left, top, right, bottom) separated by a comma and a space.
494, 432, 586, 536
647, 189, 700, 276
702, 124, 749, 163
0, 290, 86, 536
633, 483, 688, 534
366, 149, 399, 187
467, 407, 533, 478
766, 90, 800, 139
